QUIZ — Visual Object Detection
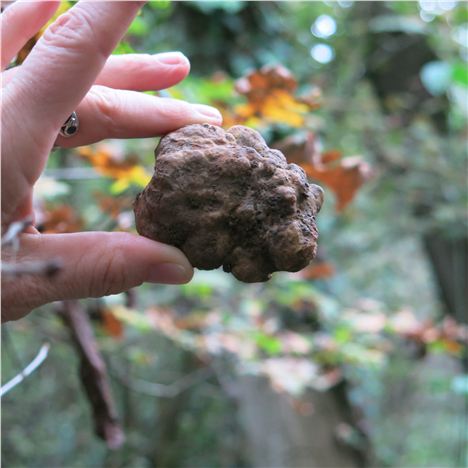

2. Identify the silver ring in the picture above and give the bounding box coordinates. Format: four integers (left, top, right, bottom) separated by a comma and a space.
59, 111, 79, 138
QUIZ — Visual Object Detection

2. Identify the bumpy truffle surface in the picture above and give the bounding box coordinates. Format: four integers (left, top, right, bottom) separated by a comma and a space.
134, 124, 323, 283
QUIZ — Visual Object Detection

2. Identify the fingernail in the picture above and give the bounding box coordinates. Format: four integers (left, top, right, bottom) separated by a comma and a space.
156, 52, 188, 66
193, 104, 223, 123
147, 263, 192, 284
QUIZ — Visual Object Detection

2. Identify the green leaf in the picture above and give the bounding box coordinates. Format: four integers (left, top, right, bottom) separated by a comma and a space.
149, 0, 171, 10
181, 282, 214, 299
128, 16, 149, 37
452, 62, 468, 87
452, 5, 468, 24
253, 332, 282, 355
171, 76, 236, 105
334, 326, 352, 344
110, 179, 130, 194
113, 41, 136, 55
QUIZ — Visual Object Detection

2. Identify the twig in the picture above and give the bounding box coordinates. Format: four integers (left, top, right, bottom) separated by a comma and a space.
2, 217, 63, 278
1, 258, 62, 278
125, 289, 137, 308
1, 216, 33, 248
58, 300, 125, 450
0, 343, 50, 397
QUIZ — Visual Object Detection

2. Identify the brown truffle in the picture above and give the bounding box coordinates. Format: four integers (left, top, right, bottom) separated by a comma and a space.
134, 124, 323, 283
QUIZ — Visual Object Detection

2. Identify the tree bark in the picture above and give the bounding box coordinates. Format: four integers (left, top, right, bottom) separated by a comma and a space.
237, 376, 369, 468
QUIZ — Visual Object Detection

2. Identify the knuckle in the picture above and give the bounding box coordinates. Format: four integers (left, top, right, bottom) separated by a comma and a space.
41, 9, 108, 60
89, 234, 144, 297
94, 246, 127, 297
158, 99, 191, 125
89, 86, 123, 136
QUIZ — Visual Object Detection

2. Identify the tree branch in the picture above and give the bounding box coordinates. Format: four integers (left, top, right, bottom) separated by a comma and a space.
2, 216, 63, 278
58, 300, 125, 450
1, 259, 62, 278
0, 343, 50, 397
1, 216, 33, 248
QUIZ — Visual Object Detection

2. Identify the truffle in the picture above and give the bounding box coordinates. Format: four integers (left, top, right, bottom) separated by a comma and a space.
134, 124, 323, 283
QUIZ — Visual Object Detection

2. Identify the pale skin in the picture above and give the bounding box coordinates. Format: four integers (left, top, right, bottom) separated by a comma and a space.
1, 1, 222, 322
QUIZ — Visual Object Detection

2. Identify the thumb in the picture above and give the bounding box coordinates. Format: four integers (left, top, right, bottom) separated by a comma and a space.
2, 231, 193, 322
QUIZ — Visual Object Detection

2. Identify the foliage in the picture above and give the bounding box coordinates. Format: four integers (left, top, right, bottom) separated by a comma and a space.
3, 1, 467, 467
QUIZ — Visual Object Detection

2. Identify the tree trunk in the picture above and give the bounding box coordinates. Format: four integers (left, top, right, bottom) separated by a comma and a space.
237, 376, 369, 468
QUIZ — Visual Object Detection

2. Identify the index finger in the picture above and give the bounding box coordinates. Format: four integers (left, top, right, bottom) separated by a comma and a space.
5, 1, 144, 144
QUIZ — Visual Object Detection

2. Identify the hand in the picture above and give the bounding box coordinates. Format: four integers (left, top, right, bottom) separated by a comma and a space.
1, 1, 222, 322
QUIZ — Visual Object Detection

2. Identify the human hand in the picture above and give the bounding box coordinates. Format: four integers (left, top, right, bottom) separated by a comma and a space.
1, 1, 222, 322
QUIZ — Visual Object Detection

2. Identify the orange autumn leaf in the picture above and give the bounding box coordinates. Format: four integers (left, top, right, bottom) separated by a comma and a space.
299, 261, 335, 280
174, 314, 208, 331
40, 204, 83, 233
94, 192, 133, 219
276, 132, 372, 211
304, 154, 373, 211
101, 309, 124, 339
235, 64, 297, 97
233, 65, 320, 128
440, 339, 463, 355
77, 144, 151, 193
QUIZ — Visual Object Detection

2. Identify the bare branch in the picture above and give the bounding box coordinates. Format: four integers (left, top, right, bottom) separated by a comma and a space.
2, 217, 63, 279
124, 289, 137, 308
1, 216, 33, 248
0, 343, 50, 397
58, 300, 125, 450
1, 258, 63, 278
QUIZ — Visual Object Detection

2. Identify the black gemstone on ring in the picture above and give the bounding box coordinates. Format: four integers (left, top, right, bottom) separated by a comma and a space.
59, 112, 79, 138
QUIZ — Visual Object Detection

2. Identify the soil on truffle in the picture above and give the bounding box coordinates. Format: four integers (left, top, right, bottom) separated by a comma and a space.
134, 124, 323, 283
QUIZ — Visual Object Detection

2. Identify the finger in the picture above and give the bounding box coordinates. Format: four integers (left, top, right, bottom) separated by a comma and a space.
2, 51, 190, 91
55, 85, 222, 148
1, 231, 193, 322
6, 1, 144, 141
1, 0, 59, 70
95, 52, 190, 90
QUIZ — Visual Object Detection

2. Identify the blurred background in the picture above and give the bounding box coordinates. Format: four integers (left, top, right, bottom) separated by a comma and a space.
2, 1, 467, 467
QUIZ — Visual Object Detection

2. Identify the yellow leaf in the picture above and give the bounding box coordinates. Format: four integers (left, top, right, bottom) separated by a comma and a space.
110, 179, 130, 195
128, 166, 152, 188
16, 1, 72, 64
77, 144, 151, 192
232, 65, 317, 128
